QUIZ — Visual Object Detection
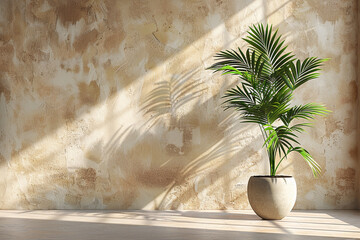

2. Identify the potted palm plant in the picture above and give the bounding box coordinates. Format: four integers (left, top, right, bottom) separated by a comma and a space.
208, 23, 329, 220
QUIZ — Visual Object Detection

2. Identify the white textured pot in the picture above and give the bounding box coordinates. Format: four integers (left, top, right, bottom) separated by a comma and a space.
247, 175, 297, 220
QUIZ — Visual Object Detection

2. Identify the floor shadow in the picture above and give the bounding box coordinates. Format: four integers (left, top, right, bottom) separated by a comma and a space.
181, 210, 260, 220
327, 210, 360, 228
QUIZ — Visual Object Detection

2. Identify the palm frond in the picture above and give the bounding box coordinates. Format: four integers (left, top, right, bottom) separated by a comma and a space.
244, 24, 295, 74
281, 103, 330, 126
222, 84, 268, 125
275, 147, 321, 177
208, 48, 252, 73
263, 125, 300, 158
284, 57, 329, 89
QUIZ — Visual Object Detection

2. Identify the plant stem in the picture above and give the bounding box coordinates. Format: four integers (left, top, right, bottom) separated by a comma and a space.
269, 146, 276, 176
259, 124, 275, 176
274, 155, 287, 174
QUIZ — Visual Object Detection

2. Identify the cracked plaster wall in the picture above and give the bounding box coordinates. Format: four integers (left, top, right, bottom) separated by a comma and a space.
0, 0, 358, 209
357, 0, 360, 210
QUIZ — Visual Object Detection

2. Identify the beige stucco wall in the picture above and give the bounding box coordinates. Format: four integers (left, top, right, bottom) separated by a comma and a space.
0, 0, 358, 210
358, 0, 360, 210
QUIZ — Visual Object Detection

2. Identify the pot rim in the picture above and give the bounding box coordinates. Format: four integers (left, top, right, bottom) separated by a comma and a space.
251, 175, 293, 178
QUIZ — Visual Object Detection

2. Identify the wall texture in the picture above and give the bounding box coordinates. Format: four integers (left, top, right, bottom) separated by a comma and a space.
357, 0, 360, 210
0, 0, 358, 210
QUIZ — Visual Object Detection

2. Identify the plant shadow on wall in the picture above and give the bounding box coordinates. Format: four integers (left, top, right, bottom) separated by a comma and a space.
140, 69, 205, 129
118, 68, 264, 209
64, 68, 264, 210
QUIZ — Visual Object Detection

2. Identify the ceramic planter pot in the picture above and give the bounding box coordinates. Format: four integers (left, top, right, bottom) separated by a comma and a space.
247, 175, 297, 220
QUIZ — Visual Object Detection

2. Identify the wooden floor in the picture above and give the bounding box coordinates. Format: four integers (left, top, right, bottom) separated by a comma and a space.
0, 210, 358, 239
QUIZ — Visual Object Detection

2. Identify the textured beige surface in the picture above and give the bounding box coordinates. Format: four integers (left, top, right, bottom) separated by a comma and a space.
357, 3, 360, 209
0, 210, 359, 239
0, 0, 358, 209
357, 0, 360, 210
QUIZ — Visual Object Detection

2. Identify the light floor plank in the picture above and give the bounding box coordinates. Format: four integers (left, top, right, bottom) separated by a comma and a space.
0, 210, 358, 239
